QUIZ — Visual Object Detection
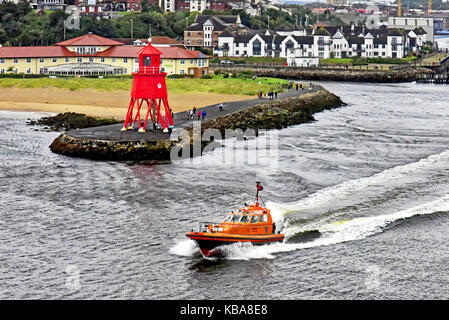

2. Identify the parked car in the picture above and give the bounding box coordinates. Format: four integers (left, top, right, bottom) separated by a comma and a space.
220, 60, 233, 65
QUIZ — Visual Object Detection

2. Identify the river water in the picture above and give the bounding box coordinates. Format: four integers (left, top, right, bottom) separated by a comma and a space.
0, 82, 448, 299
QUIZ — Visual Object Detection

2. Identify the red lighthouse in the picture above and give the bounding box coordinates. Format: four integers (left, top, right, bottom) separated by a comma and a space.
122, 38, 174, 132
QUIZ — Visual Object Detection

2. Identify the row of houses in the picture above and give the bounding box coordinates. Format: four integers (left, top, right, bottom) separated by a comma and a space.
213, 24, 428, 66
26, 0, 260, 14
0, 33, 209, 76
184, 15, 248, 49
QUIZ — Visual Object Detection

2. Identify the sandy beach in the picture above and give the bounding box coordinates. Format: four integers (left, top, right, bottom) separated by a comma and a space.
0, 87, 252, 119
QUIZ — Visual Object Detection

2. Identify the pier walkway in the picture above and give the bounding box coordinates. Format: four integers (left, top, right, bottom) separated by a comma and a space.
68, 84, 320, 142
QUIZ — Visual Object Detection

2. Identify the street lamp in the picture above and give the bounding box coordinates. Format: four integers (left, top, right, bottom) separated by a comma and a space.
130, 18, 133, 40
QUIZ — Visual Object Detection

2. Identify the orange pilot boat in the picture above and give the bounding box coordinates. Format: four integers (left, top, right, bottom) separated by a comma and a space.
186, 182, 284, 257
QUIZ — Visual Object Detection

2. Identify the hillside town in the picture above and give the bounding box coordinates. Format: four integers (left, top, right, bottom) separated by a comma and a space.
0, 0, 449, 74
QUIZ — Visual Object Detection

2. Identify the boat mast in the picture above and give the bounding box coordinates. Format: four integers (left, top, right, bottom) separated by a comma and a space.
256, 181, 263, 205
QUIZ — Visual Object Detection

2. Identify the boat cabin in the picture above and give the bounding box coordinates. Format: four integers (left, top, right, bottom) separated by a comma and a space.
207, 203, 276, 235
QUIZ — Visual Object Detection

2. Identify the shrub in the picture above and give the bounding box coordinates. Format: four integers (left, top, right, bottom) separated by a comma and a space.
240, 70, 254, 76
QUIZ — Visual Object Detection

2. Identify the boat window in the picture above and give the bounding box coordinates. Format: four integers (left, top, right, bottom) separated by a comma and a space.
240, 215, 250, 223
231, 214, 242, 222
250, 215, 259, 223
260, 214, 268, 222
223, 214, 233, 222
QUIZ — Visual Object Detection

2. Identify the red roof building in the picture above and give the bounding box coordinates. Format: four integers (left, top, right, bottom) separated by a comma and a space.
0, 33, 209, 76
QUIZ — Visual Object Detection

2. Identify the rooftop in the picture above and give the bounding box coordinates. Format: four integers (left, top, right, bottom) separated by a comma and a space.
56, 33, 124, 47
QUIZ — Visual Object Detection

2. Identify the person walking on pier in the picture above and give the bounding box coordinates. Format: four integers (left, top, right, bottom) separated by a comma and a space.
202, 110, 206, 121
219, 103, 224, 112
274, 91, 278, 99
197, 110, 201, 120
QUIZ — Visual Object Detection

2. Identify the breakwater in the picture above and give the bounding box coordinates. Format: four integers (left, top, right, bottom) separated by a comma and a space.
49, 86, 343, 163
212, 65, 429, 83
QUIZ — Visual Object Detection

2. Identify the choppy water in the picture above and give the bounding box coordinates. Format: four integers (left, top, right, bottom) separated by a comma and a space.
1, 82, 449, 299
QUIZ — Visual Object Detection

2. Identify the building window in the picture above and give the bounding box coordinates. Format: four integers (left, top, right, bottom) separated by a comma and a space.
180, 69, 185, 74
112, 58, 116, 63
13, 58, 18, 63
39, 58, 44, 63
252, 39, 261, 56
52, 58, 57, 63
0, 59, 4, 64
0, 69, 4, 74
101, 57, 105, 62
65, 58, 70, 63
27, 68, 31, 74
89, 57, 94, 62
76, 46, 97, 55
77, 57, 82, 63
180, 59, 185, 64
123, 58, 128, 63
26, 58, 31, 63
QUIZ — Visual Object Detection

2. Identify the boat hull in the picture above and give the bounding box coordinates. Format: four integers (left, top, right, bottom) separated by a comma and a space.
186, 232, 284, 257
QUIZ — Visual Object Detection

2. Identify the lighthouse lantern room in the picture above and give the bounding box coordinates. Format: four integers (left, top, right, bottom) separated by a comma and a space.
121, 38, 173, 132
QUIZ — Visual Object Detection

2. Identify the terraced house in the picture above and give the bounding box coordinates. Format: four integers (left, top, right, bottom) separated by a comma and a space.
0, 33, 209, 77
184, 14, 248, 49
214, 24, 428, 65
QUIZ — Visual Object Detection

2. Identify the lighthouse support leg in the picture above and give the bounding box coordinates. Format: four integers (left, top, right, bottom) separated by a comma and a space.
162, 98, 173, 127
133, 99, 144, 131
143, 99, 154, 131
154, 99, 167, 129
122, 97, 136, 131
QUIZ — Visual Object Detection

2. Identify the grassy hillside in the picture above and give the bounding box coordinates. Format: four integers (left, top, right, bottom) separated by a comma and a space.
0, 74, 288, 96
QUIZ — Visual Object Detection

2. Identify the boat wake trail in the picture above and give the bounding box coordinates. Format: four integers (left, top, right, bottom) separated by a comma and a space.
265, 193, 449, 255
267, 148, 449, 216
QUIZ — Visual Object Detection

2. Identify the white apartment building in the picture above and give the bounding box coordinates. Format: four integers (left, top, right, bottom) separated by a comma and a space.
190, 0, 207, 12
214, 25, 427, 63
159, 0, 175, 12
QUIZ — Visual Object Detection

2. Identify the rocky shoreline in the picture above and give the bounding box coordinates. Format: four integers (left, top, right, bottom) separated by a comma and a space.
49, 87, 343, 163
50, 134, 175, 163
200, 89, 343, 134
28, 112, 121, 132
213, 66, 430, 83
